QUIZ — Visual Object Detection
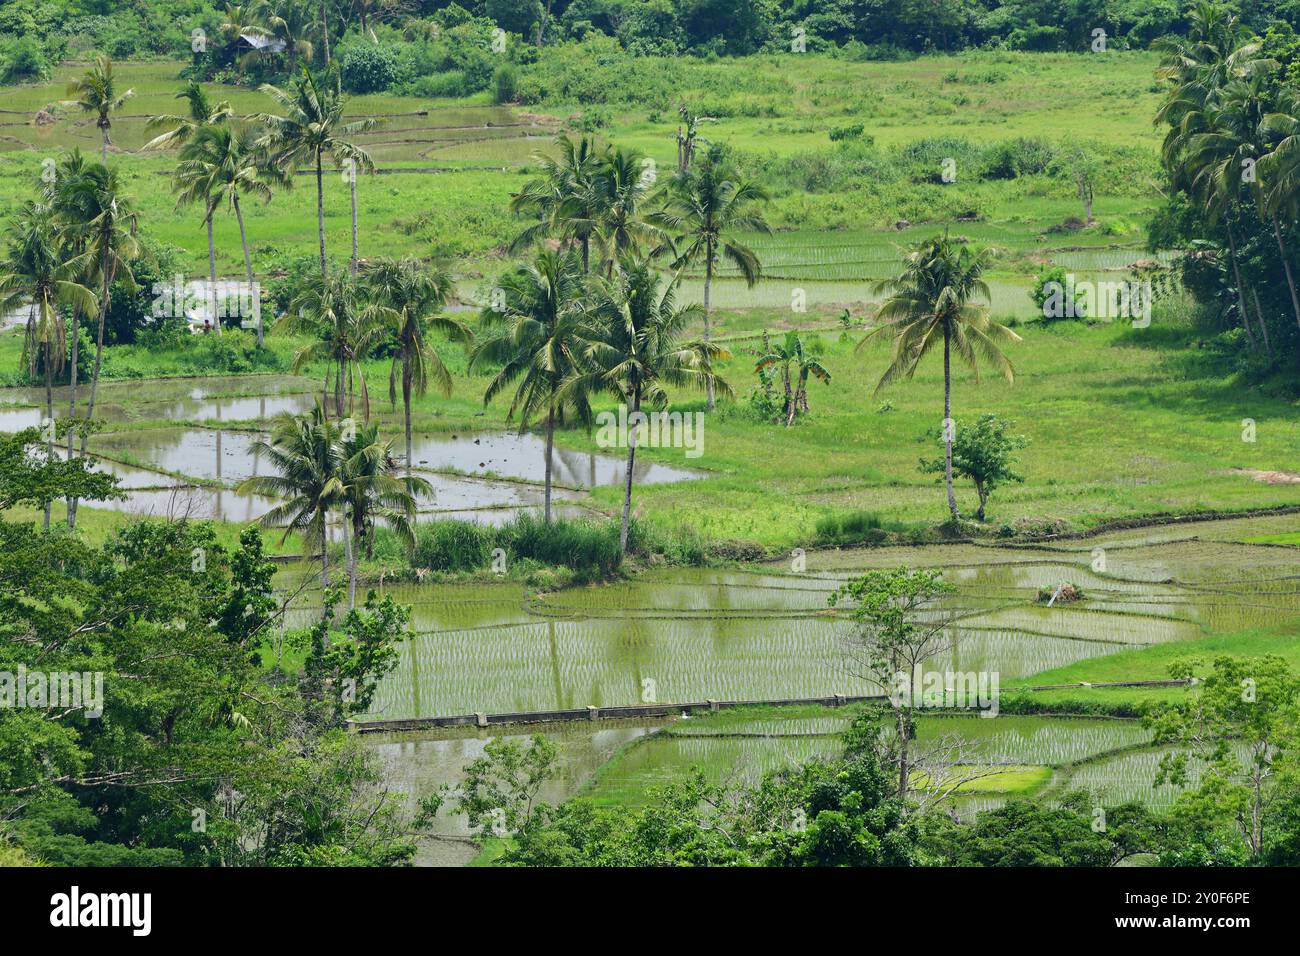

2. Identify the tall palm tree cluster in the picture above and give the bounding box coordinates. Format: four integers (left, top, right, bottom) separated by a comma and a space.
1155, 1, 1300, 356
472, 133, 769, 551
0, 149, 138, 532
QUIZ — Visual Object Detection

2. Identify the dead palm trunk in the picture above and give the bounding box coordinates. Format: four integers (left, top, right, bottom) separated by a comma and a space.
232, 194, 262, 347
943, 320, 959, 522
619, 390, 640, 554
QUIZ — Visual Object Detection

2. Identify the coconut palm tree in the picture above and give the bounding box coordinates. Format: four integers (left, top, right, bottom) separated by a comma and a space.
1259, 92, 1300, 343
469, 249, 591, 523
46, 150, 94, 522
336, 419, 430, 607
238, 404, 344, 587
64, 55, 135, 161
567, 256, 726, 553
861, 234, 1020, 522
142, 81, 233, 152
254, 66, 377, 278
176, 125, 288, 346
360, 257, 472, 479
1183, 74, 1300, 342
256, 0, 316, 75
510, 134, 604, 273
652, 152, 770, 409
281, 270, 383, 419
590, 145, 665, 276
61, 165, 139, 498
0, 203, 97, 530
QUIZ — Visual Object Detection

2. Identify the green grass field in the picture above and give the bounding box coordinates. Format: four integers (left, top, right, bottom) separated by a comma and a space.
0, 52, 1165, 302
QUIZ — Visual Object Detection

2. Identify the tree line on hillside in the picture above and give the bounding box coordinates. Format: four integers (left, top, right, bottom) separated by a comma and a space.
7, 1, 1300, 92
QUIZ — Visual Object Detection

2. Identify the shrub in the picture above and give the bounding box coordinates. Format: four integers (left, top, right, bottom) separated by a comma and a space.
411, 520, 492, 572
0, 35, 51, 84
339, 42, 402, 93
493, 64, 518, 104
499, 513, 622, 581
814, 510, 893, 546
981, 137, 1055, 179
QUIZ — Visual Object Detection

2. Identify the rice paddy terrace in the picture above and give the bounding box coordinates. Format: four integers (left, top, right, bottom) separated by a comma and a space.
334, 513, 1300, 721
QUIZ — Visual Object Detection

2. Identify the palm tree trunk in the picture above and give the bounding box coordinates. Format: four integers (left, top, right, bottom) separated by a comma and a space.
943, 322, 959, 522
100, 124, 108, 162
321, 3, 332, 66
349, 171, 359, 277
619, 391, 640, 554
315, 151, 327, 278
345, 512, 356, 610
79, 257, 115, 461
1225, 224, 1259, 351
1270, 214, 1300, 339
43, 341, 53, 532
402, 354, 413, 481
543, 407, 555, 524
581, 236, 589, 274
66, 306, 81, 528
320, 520, 330, 588
233, 195, 262, 347
206, 212, 221, 336
703, 249, 715, 411
1251, 287, 1272, 352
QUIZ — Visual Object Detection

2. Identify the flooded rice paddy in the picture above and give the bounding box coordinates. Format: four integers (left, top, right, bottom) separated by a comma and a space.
0, 376, 699, 523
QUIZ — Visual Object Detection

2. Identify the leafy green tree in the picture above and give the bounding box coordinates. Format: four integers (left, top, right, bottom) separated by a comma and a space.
830, 568, 956, 799
919, 414, 1027, 521
922, 791, 1156, 866
1148, 655, 1300, 861
456, 735, 558, 844
861, 234, 1019, 521
64, 54, 134, 161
